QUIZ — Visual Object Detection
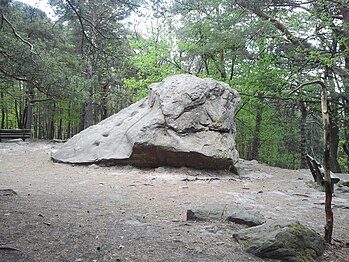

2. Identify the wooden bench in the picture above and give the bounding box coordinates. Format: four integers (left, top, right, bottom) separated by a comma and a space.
0, 129, 31, 142
306, 153, 340, 193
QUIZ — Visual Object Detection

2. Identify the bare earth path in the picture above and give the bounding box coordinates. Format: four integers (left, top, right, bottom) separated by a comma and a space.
0, 141, 348, 261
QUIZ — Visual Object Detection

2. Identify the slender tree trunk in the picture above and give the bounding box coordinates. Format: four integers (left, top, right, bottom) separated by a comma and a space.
24, 84, 34, 130
39, 103, 43, 138
343, 144, 349, 169
85, 95, 93, 127
1, 91, 5, 129
5, 100, 8, 129
84, 5, 98, 128
219, 49, 227, 79
15, 100, 21, 129
329, 119, 341, 172
47, 102, 55, 139
85, 60, 94, 128
58, 117, 63, 139
251, 95, 263, 160
229, 54, 236, 81
321, 82, 333, 244
300, 101, 308, 168
101, 83, 108, 120
33, 103, 37, 138
67, 102, 71, 139
79, 103, 86, 132
341, 6, 349, 172
203, 55, 210, 75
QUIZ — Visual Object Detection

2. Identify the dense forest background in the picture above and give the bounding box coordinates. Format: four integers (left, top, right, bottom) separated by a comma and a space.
1, 0, 348, 172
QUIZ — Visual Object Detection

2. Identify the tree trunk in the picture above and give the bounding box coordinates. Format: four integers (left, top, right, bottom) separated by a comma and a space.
229, 54, 236, 81
341, 6, 349, 172
329, 119, 341, 172
85, 95, 93, 128
15, 99, 21, 129
299, 101, 308, 168
58, 118, 63, 139
84, 5, 98, 128
24, 84, 34, 130
251, 95, 263, 160
1, 91, 5, 129
85, 61, 94, 128
203, 55, 210, 75
47, 102, 55, 140
219, 49, 227, 79
321, 82, 333, 244
39, 103, 43, 138
33, 103, 37, 138
101, 83, 109, 120
67, 103, 71, 139
79, 103, 86, 132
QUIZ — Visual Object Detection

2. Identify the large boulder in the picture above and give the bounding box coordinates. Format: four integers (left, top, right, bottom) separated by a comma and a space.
51, 74, 240, 170
233, 220, 326, 262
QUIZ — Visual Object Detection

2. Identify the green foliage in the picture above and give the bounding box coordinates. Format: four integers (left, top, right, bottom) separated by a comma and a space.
124, 27, 183, 101
1, 0, 349, 171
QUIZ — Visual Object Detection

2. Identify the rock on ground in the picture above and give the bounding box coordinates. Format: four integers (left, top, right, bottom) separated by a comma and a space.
233, 220, 326, 262
187, 203, 266, 227
51, 74, 240, 170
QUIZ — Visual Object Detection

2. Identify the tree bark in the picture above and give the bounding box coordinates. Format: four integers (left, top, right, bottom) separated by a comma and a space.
79, 103, 85, 132
299, 101, 308, 168
1, 91, 5, 129
67, 103, 71, 139
340, 4, 349, 173
251, 95, 263, 160
58, 107, 63, 140
38, 103, 43, 139
85, 62, 94, 128
101, 82, 109, 120
329, 119, 341, 172
47, 102, 55, 139
229, 54, 236, 81
24, 84, 34, 130
219, 49, 227, 79
321, 82, 333, 244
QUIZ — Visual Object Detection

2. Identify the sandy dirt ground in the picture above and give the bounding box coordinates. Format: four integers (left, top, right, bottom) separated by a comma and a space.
0, 141, 348, 262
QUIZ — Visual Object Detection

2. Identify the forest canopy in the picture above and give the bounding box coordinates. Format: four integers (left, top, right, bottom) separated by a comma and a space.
1, 0, 348, 172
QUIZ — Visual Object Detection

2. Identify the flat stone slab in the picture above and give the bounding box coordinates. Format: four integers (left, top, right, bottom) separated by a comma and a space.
187, 203, 266, 226
0, 189, 17, 196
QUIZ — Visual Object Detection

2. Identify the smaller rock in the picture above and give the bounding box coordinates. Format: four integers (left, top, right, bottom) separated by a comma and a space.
155, 167, 166, 172
337, 187, 349, 193
187, 203, 265, 226
226, 209, 266, 227
0, 189, 17, 196
341, 181, 349, 187
233, 220, 325, 262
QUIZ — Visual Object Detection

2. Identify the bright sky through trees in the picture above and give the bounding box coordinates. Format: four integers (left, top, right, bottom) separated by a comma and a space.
18, 0, 54, 17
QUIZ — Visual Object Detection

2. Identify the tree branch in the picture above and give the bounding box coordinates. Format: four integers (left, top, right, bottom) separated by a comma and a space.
1, 14, 38, 55
65, 0, 97, 48
288, 80, 326, 95
236, 1, 305, 48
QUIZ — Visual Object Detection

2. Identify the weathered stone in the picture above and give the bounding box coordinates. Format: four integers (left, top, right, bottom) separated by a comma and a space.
342, 181, 349, 187
187, 203, 266, 226
0, 189, 17, 196
233, 220, 326, 262
51, 74, 240, 170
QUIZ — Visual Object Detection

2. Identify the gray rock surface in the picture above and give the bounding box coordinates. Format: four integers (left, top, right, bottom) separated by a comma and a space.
233, 220, 326, 262
51, 74, 240, 170
187, 203, 266, 226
